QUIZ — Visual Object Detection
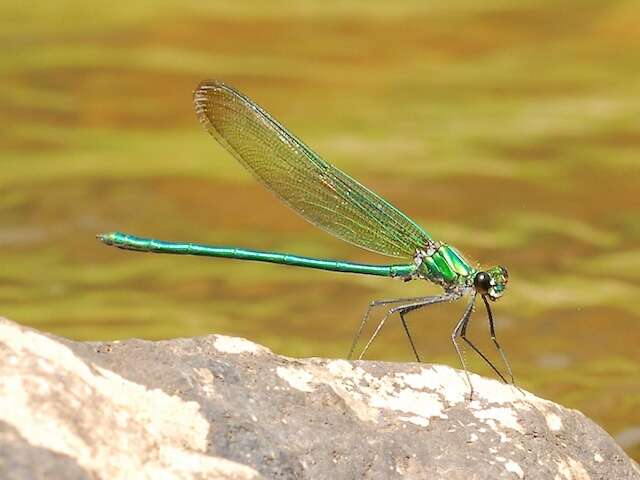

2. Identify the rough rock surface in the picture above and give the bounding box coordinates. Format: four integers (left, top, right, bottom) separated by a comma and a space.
0, 317, 638, 480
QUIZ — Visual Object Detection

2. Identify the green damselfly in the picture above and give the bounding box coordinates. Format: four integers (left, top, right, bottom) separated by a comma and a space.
99, 81, 514, 395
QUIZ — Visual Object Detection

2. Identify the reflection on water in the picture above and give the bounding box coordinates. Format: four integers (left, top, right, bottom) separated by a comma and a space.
1, 0, 639, 461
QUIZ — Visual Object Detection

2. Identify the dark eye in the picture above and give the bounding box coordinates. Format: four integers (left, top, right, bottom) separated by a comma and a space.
474, 271, 491, 294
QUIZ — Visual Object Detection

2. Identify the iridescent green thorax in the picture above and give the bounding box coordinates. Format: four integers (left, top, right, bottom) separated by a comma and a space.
414, 243, 509, 299
417, 243, 476, 288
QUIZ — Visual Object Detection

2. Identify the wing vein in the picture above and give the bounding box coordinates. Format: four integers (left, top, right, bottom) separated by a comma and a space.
194, 81, 432, 258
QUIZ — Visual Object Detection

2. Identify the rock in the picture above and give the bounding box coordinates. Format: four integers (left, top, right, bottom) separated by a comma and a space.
0, 317, 638, 480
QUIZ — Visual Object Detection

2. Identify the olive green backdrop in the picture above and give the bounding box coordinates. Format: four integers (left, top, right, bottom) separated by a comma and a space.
1, 0, 639, 460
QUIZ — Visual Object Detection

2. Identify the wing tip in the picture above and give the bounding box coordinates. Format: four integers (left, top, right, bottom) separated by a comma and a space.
193, 79, 245, 129
194, 79, 224, 95
193, 79, 225, 131
193, 79, 220, 108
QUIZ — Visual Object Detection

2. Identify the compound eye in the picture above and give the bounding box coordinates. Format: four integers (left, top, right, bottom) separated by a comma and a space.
474, 271, 491, 295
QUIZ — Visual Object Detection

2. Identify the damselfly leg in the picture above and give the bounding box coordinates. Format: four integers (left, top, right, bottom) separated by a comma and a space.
451, 294, 478, 398
482, 295, 516, 386
348, 295, 439, 361
353, 293, 459, 361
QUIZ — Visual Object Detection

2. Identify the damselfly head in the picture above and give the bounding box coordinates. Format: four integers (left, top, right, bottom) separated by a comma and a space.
474, 265, 508, 301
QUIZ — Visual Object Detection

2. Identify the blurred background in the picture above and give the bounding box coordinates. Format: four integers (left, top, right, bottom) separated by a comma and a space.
1, 0, 639, 460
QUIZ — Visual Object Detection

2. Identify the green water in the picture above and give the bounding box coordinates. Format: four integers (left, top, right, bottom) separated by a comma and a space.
1, 0, 639, 460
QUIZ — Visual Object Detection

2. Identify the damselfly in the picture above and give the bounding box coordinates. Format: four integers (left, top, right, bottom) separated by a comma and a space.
99, 81, 514, 397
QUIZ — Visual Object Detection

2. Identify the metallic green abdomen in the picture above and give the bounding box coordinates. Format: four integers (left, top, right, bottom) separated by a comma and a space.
422, 244, 474, 285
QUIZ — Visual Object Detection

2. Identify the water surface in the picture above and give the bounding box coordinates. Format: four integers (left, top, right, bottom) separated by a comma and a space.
1, 0, 639, 460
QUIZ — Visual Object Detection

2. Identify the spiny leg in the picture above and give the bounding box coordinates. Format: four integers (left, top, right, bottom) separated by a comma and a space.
458, 308, 508, 384
357, 293, 458, 361
397, 298, 451, 362
451, 293, 477, 399
399, 307, 421, 362
348, 295, 435, 360
482, 295, 516, 385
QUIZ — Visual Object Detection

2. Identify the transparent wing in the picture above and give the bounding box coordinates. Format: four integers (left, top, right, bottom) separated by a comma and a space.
193, 80, 432, 259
